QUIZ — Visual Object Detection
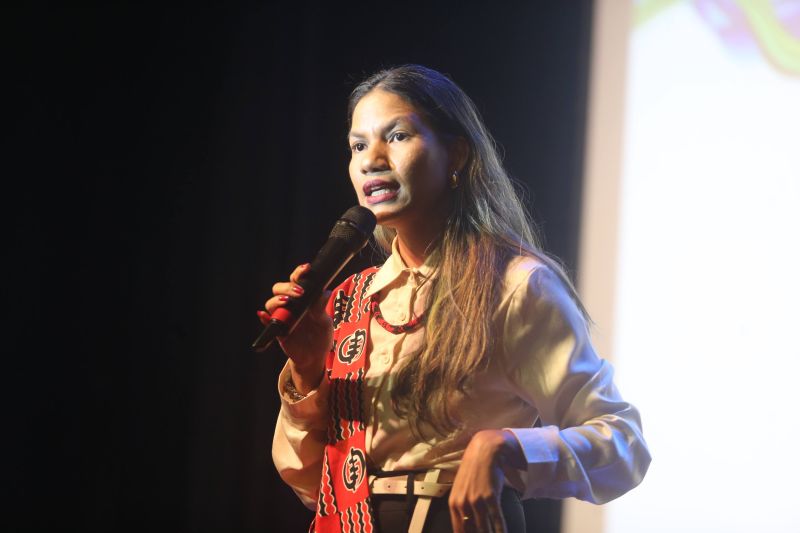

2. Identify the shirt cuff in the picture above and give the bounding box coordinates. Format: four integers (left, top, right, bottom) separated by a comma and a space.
277, 361, 329, 431
504, 426, 561, 499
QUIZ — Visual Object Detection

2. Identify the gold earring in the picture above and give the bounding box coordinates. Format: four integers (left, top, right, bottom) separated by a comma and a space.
450, 170, 459, 189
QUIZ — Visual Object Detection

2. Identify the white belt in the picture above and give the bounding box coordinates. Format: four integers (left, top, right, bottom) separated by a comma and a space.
368, 476, 451, 498
369, 469, 453, 533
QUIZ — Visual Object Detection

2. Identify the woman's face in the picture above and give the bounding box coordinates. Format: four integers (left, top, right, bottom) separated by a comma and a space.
348, 89, 453, 230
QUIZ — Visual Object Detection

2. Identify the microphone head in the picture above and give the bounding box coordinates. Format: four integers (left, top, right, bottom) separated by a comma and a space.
340, 206, 377, 233
330, 206, 377, 247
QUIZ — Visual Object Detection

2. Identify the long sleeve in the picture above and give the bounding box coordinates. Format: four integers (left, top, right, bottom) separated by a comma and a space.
502, 265, 651, 504
271, 363, 330, 510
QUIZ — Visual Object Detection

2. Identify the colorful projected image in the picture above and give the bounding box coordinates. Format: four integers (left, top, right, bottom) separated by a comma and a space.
589, 0, 800, 532
636, 0, 800, 74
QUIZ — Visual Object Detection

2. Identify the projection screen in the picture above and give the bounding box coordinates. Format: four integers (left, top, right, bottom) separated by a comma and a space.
568, 1, 800, 532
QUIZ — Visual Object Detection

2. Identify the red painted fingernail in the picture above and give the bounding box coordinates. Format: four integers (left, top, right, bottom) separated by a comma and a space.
257, 310, 267, 317
302, 263, 311, 269
279, 295, 289, 301
292, 286, 303, 295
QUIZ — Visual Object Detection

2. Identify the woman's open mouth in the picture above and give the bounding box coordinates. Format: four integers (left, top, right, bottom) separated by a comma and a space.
363, 180, 400, 205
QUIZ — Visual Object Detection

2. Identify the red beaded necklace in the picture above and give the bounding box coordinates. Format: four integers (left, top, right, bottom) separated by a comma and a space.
369, 297, 425, 334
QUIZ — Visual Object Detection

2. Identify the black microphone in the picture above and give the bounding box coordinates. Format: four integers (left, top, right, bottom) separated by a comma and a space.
251, 205, 377, 352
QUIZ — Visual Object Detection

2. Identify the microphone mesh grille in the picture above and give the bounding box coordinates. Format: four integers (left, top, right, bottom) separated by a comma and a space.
329, 206, 376, 242
330, 221, 360, 242
341, 206, 376, 230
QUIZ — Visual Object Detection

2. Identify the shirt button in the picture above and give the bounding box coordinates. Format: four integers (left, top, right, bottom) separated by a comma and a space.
382, 355, 390, 364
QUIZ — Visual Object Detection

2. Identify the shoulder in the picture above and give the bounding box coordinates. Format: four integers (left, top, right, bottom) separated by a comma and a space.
503, 255, 546, 291
500, 254, 560, 305
499, 254, 585, 329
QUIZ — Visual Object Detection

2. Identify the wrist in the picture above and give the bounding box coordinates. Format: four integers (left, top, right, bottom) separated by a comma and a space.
283, 375, 307, 402
472, 429, 526, 470
288, 360, 325, 395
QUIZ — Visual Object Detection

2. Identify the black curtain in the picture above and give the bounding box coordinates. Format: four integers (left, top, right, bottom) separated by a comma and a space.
9, 3, 592, 531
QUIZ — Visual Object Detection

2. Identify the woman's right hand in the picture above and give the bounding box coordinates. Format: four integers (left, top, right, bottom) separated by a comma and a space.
258, 263, 332, 394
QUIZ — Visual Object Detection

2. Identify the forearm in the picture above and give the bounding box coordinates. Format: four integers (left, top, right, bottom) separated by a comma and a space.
272, 361, 330, 508
502, 266, 651, 503
287, 357, 325, 396
468, 429, 527, 471
506, 407, 651, 503
272, 407, 326, 509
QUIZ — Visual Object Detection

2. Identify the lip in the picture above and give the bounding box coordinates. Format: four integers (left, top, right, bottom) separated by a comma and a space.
362, 179, 400, 205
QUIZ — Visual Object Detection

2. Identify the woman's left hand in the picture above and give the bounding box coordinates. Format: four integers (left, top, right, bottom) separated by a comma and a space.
449, 429, 523, 533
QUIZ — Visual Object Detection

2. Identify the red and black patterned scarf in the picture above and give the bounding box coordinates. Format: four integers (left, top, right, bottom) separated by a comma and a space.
313, 267, 379, 533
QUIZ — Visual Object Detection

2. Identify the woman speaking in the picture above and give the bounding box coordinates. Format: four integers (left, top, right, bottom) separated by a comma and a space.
262, 65, 650, 533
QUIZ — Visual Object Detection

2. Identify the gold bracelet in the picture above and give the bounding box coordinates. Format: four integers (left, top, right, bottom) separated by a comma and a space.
284, 376, 307, 402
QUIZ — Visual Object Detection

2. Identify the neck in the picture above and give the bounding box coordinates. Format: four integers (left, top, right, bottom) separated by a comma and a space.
396, 235, 432, 268
393, 212, 447, 268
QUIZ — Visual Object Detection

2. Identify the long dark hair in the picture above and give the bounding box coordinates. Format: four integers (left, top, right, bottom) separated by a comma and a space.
348, 65, 586, 437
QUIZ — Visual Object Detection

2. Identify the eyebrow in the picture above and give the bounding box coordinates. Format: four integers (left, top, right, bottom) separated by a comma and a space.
347, 116, 413, 140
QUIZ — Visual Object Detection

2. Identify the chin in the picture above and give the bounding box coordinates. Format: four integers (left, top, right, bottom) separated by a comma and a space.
374, 213, 396, 227
368, 203, 401, 222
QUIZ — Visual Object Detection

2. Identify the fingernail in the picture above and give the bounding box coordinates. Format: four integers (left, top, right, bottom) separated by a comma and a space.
257, 310, 266, 317
302, 263, 311, 270
292, 286, 304, 295
279, 295, 290, 301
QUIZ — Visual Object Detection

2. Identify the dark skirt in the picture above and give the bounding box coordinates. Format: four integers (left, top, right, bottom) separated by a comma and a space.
371, 486, 525, 533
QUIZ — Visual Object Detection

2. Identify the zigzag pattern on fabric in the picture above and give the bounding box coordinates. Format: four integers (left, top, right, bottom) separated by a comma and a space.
314, 266, 380, 533
318, 450, 337, 517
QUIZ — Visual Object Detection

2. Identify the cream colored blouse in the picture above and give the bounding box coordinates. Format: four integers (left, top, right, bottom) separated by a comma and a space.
272, 240, 651, 509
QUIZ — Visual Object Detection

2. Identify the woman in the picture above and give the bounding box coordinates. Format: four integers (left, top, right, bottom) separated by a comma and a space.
262, 65, 650, 533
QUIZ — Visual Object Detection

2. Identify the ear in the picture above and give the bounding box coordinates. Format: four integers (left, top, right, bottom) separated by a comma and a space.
448, 137, 469, 175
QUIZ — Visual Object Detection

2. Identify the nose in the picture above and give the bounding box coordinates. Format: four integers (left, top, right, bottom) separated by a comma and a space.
360, 141, 390, 175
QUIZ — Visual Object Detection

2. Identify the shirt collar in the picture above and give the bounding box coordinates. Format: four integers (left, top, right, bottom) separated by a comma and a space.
365, 237, 438, 297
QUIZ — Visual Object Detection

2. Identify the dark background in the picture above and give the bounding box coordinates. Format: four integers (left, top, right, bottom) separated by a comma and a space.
8, 2, 593, 531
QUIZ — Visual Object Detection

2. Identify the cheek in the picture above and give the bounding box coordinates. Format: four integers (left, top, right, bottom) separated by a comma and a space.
348, 162, 362, 199
409, 152, 448, 193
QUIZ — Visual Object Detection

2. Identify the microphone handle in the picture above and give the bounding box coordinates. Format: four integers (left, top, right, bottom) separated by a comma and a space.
251, 238, 360, 352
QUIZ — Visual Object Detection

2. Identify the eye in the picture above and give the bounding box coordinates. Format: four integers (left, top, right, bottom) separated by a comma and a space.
389, 131, 409, 142
350, 142, 366, 153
